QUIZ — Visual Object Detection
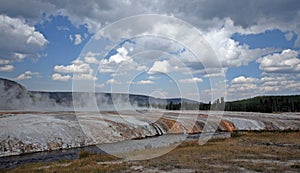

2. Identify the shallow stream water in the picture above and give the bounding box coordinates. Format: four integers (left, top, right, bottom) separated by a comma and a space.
0, 132, 230, 169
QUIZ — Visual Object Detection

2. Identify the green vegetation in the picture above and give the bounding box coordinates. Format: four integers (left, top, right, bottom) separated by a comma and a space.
225, 95, 300, 113
78, 150, 93, 159
165, 101, 199, 110
159, 95, 300, 113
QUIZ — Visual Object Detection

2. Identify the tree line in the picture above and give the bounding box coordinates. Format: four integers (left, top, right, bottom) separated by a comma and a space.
224, 95, 300, 113
150, 95, 300, 113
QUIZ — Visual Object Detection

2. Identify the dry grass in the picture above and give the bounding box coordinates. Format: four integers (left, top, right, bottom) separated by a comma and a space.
2, 131, 300, 173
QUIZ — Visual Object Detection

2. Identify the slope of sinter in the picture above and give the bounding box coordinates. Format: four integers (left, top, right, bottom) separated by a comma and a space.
0, 111, 235, 157
1, 110, 300, 158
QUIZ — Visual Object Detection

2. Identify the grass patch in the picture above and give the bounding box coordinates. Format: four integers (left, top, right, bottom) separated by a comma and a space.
231, 131, 245, 138
291, 164, 300, 169
78, 150, 93, 159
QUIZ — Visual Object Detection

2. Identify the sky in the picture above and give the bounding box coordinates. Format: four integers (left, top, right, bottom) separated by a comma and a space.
0, 0, 300, 102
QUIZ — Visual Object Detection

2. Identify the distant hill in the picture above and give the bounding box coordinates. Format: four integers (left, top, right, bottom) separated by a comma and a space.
0, 78, 31, 109
0, 78, 199, 111
1, 78, 299, 112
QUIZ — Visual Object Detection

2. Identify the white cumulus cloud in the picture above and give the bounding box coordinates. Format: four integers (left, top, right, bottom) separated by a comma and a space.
231, 76, 259, 84
0, 14, 48, 62
53, 60, 97, 81
136, 80, 154, 85
148, 60, 172, 74
14, 70, 40, 80
0, 65, 14, 72
204, 18, 275, 68
69, 34, 83, 45
258, 49, 300, 73
99, 47, 147, 73
84, 52, 100, 64
180, 77, 203, 83
54, 63, 91, 74
106, 78, 121, 84
105, 47, 130, 64
52, 73, 71, 81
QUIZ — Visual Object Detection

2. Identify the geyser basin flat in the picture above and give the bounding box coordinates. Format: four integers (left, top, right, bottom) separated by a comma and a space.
1, 110, 300, 158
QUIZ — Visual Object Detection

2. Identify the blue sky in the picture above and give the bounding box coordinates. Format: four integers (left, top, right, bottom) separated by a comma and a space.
1, 0, 300, 102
